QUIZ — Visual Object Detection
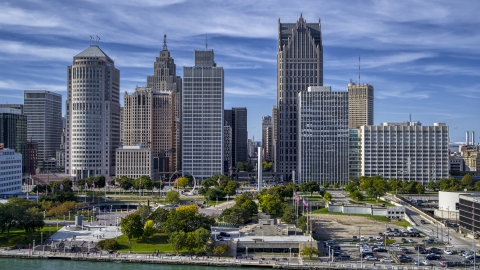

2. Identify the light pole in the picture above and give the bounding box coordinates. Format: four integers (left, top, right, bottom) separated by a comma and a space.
360, 247, 363, 268
447, 206, 450, 244
69, 211, 71, 221
289, 247, 291, 265
56, 219, 58, 230
246, 247, 248, 259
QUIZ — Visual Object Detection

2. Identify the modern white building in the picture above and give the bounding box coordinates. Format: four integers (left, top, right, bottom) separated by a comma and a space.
182, 50, 224, 179
65, 45, 121, 178
0, 148, 22, 195
360, 122, 449, 184
115, 146, 157, 180
297, 86, 349, 184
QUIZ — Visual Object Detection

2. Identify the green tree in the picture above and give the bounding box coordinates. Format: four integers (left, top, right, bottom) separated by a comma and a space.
333, 182, 340, 188
262, 161, 272, 172
151, 207, 170, 229
185, 231, 196, 253
299, 181, 320, 197
259, 194, 285, 216
165, 190, 180, 204
281, 205, 297, 224
143, 220, 156, 239
475, 181, 480, 192
297, 216, 307, 232
219, 206, 251, 225
163, 204, 215, 234
461, 174, 474, 187
96, 239, 119, 250
120, 214, 144, 245
178, 177, 190, 189
416, 183, 425, 194
388, 178, 400, 194
301, 247, 320, 259
204, 188, 225, 202
427, 181, 440, 191
136, 205, 152, 224
213, 243, 230, 257
119, 176, 134, 191
194, 227, 212, 254
324, 192, 332, 202
323, 181, 330, 189
350, 190, 364, 201
168, 231, 186, 254
223, 180, 240, 197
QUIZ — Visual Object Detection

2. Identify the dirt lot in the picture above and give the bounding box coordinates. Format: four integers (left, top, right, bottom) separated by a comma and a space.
312, 213, 405, 242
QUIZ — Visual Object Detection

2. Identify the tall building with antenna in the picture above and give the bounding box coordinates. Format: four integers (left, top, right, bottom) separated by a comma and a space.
66, 45, 120, 178
276, 14, 323, 176
122, 35, 182, 172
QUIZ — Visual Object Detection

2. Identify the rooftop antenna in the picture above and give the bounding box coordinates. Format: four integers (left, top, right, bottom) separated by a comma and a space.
358, 55, 361, 85
205, 33, 208, 50
163, 34, 168, 51
409, 114, 412, 122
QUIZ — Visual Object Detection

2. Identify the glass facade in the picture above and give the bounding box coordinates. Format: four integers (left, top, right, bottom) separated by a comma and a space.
298, 86, 349, 184
0, 111, 27, 174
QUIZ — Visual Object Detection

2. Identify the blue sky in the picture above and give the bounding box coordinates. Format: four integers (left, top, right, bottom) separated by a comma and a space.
0, 0, 479, 142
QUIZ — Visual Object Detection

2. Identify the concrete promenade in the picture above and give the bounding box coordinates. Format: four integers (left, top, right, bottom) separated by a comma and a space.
0, 249, 463, 270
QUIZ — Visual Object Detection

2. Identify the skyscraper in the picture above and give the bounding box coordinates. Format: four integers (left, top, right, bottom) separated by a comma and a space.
123, 87, 175, 171
24, 90, 62, 169
297, 86, 349, 184
224, 107, 248, 167
122, 36, 182, 172
182, 50, 224, 179
66, 45, 120, 178
147, 35, 182, 170
0, 107, 27, 173
347, 82, 374, 129
276, 14, 323, 175
262, 116, 273, 161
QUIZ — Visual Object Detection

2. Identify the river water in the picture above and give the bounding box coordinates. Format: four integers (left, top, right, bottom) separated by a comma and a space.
0, 258, 261, 270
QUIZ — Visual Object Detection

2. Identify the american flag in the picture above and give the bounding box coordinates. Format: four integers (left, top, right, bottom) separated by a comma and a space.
294, 191, 299, 204
26, 192, 29, 200
92, 182, 95, 188
85, 182, 88, 189
115, 181, 120, 186
303, 197, 308, 210
217, 178, 221, 185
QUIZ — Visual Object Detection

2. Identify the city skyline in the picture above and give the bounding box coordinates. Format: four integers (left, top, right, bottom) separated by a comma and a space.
0, 1, 479, 142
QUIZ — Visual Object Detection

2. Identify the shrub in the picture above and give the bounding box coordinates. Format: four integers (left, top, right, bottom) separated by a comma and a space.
96, 238, 119, 250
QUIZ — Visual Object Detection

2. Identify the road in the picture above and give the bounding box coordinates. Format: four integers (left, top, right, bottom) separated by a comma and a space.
385, 194, 479, 252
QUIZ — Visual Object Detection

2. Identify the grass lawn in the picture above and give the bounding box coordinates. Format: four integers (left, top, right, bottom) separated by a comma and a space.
349, 199, 395, 206
0, 224, 59, 248
116, 233, 174, 253
312, 207, 390, 222
395, 220, 411, 228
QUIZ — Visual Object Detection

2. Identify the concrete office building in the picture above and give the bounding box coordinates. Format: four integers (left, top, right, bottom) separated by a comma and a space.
66, 45, 121, 178
24, 90, 62, 169
123, 87, 174, 172
115, 146, 158, 180
0, 104, 23, 114
0, 108, 27, 174
262, 116, 273, 162
276, 14, 323, 175
182, 50, 224, 179
297, 86, 349, 184
347, 82, 374, 129
224, 108, 248, 166
360, 122, 449, 184
0, 148, 22, 195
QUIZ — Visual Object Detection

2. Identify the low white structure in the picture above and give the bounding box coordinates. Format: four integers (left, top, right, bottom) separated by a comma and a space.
328, 203, 405, 219
0, 148, 22, 195
437, 191, 480, 220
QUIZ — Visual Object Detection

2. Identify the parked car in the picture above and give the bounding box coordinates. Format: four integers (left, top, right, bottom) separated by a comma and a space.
219, 232, 230, 237
422, 260, 431, 266
352, 236, 358, 241
390, 243, 400, 247
373, 247, 387, 252
380, 258, 394, 263
368, 236, 374, 242
375, 236, 382, 241
420, 219, 426, 224
444, 250, 453, 255
425, 254, 441, 260
360, 236, 365, 241
364, 255, 377, 261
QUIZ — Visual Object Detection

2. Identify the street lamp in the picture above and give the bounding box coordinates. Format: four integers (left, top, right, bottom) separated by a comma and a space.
246, 246, 248, 259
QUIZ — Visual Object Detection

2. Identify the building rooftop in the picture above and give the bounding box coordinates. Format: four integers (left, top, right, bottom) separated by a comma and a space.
75, 45, 111, 59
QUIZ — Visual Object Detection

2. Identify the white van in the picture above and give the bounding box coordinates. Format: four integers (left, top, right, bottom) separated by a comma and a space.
407, 226, 414, 232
